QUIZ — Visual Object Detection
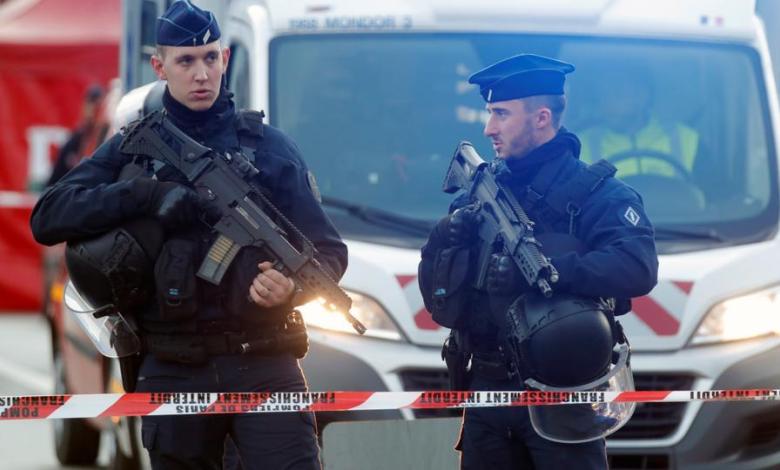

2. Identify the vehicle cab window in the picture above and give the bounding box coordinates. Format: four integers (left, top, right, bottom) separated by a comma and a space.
228, 42, 251, 109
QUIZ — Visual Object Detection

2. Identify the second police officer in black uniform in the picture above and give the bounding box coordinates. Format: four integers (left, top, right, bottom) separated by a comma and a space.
418, 54, 659, 469
30, 1, 343, 468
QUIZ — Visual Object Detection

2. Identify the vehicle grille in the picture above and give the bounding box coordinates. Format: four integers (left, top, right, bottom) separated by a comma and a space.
398, 368, 462, 418
607, 454, 670, 469
746, 420, 780, 448
744, 411, 780, 453
611, 373, 695, 440
399, 370, 693, 432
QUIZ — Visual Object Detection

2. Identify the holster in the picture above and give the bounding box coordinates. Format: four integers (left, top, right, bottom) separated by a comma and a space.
118, 353, 143, 392
116, 308, 144, 392
442, 329, 472, 391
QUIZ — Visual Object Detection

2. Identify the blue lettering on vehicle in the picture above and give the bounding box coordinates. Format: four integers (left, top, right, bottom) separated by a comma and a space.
289, 18, 319, 30
325, 16, 395, 29
288, 16, 413, 31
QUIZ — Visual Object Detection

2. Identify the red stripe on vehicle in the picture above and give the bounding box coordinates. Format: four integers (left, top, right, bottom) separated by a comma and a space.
673, 281, 693, 294
414, 308, 440, 330
631, 296, 680, 335
396, 275, 417, 288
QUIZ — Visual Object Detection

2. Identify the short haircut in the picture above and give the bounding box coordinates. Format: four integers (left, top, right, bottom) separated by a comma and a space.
523, 95, 567, 129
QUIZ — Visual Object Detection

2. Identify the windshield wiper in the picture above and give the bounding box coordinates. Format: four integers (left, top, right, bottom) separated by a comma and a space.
654, 226, 726, 242
322, 196, 435, 236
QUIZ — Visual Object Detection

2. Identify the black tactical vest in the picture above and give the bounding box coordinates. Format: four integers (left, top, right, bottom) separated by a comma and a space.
120, 110, 287, 335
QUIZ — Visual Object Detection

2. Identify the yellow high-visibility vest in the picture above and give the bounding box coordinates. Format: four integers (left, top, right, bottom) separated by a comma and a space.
578, 118, 698, 178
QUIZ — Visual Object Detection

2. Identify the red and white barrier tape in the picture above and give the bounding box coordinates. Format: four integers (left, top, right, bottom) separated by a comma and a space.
1, 389, 778, 421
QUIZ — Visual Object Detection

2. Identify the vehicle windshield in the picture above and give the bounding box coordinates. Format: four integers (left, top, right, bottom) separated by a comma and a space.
270, 34, 777, 252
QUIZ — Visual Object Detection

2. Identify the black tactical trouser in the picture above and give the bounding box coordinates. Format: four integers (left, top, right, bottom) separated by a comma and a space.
136, 353, 320, 470
458, 372, 607, 470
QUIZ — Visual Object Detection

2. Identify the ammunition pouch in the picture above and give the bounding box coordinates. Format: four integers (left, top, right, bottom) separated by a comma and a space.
442, 329, 472, 390
145, 311, 309, 365
154, 237, 199, 321
430, 247, 473, 328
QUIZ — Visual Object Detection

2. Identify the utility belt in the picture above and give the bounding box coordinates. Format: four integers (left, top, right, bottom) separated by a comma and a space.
442, 331, 519, 390
144, 311, 308, 365
471, 350, 518, 382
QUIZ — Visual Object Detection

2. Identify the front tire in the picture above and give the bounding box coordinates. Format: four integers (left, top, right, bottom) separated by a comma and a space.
112, 416, 151, 470
52, 354, 101, 465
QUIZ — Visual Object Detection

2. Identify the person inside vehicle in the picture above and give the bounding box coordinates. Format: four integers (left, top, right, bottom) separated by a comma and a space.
577, 63, 700, 179
577, 63, 707, 217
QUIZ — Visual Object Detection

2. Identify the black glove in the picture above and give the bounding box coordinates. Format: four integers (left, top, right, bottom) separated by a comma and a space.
143, 179, 204, 230
486, 253, 528, 296
442, 204, 482, 247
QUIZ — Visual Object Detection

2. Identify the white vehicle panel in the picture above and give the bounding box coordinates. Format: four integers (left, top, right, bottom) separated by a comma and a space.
626, 241, 780, 351
341, 240, 447, 347
264, 0, 756, 41
341, 238, 780, 352
610, 335, 780, 448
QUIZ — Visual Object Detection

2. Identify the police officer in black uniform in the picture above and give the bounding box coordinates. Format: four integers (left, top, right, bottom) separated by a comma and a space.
30, 1, 344, 468
418, 54, 658, 469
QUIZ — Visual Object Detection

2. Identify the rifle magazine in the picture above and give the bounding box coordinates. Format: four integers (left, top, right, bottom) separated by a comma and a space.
197, 234, 241, 285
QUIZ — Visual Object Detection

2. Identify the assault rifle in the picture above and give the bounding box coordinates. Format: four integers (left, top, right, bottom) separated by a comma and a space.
119, 111, 366, 334
443, 142, 558, 297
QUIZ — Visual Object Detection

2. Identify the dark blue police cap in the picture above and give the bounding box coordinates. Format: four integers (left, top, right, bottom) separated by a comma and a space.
156, 0, 221, 47
469, 54, 575, 103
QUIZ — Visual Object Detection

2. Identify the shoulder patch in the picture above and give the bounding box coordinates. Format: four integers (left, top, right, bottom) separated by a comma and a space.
307, 171, 322, 203
622, 206, 642, 226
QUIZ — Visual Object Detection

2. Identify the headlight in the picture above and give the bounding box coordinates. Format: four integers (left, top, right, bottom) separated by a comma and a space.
297, 290, 403, 342
691, 285, 780, 345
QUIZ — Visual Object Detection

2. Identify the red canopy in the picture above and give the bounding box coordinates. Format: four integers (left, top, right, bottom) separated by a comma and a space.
0, 0, 119, 311
0, 0, 119, 45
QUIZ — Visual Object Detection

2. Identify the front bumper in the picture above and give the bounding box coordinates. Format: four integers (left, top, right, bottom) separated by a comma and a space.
609, 338, 780, 469
304, 328, 780, 469
300, 329, 452, 424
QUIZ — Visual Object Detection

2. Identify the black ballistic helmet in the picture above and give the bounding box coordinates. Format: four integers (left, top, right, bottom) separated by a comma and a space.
65, 219, 164, 314
508, 293, 614, 387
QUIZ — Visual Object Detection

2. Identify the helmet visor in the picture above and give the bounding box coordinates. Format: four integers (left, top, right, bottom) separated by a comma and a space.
64, 280, 141, 358
525, 343, 635, 443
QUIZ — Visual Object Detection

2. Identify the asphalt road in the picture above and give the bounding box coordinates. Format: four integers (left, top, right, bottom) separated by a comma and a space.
0, 313, 107, 470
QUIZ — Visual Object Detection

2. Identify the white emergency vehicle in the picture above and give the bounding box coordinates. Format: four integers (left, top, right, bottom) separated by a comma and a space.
102, 0, 780, 468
